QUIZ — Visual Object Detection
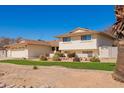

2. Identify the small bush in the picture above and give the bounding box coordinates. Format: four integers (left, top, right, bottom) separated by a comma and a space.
90, 56, 100, 62
33, 66, 38, 70
52, 55, 60, 61
67, 52, 75, 58
40, 55, 47, 61
73, 57, 80, 62
45, 53, 49, 57
23, 58, 27, 60
54, 52, 64, 57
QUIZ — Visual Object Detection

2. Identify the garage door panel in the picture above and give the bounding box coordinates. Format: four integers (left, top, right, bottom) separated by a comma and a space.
11, 49, 28, 58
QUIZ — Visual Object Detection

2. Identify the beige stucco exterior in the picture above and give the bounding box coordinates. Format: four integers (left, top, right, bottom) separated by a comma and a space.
59, 39, 97, 50
7, 45, 52, 59
57, 28, 114, 58
28, 45, 52, 58
97, 34, 114, 46
7, 48, 28, 58
0, 50, 7, 58
59, 34, 114, 50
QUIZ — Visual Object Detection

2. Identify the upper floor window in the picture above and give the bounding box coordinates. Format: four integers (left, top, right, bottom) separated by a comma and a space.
63, 37, 71, 42
81, 35, 92, 40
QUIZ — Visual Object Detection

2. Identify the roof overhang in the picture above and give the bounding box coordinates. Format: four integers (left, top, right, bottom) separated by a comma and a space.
55, 32, 98, 38
55, 32, 114, 39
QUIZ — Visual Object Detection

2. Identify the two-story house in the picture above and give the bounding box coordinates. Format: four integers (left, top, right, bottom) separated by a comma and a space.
56, 27, 114, 58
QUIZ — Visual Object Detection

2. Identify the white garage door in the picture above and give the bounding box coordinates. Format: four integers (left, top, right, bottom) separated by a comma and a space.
10, 49, 28, 58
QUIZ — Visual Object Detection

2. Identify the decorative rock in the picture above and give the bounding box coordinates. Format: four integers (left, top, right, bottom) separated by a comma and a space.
0, 83, 6, 88
0, 72, 5, 76
18, 86, 24, 88
30, 86, 33, 88
22, 85, 26, 88
6, 85, 16, 88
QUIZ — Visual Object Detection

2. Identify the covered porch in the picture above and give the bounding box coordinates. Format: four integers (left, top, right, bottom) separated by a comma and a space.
59, 49, 99, 62
61, 49, 99, 58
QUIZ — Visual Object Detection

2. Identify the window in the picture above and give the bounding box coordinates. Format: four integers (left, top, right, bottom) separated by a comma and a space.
52, 47, 55, 51
63, 37, 71, 42
56, 47, 59, 51
81, 35, 92, 40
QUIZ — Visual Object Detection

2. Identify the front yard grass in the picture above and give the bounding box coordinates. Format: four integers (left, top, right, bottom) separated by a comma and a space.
0, 60, 116, 71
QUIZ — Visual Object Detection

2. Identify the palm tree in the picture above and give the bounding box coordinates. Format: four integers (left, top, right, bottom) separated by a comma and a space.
112, 5, 124, 82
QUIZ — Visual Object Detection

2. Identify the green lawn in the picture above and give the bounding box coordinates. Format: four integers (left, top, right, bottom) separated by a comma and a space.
0, 60, 116, 71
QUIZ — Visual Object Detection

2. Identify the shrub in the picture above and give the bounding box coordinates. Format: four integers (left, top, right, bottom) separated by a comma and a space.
52, 55, 60, 61
54, 52, 64, 57
23, 58, 27, 60
90, 56, 100, 62
33, 66, 38, 70
67, 52, 75, 58
73, 57, 80, 62
45, 53, 49, 57
40, 55, 47, 61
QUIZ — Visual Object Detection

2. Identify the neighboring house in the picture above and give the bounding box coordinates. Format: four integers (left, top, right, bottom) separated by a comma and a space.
56, 27, 115, 58
5, 40, 59, 59
0, 47, 7, 58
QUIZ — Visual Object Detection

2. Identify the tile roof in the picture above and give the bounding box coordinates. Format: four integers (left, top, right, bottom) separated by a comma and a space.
5, 40, 50, 49
55, 27, 97, 38
5, 39, 59, 49
19, 40, 50, 46
55, 27, 114, 39
47, 40, 59, 47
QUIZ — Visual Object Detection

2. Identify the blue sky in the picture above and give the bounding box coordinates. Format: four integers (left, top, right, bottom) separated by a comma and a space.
0, 5, 115, 40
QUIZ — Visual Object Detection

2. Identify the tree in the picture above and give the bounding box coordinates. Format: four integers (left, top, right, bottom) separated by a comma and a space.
15, 37, 23, 43
112, 5, 124, 82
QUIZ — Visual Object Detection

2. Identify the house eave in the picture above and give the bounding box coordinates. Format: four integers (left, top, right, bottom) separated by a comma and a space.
55, 32, 114, 40
55, 32, 98, 38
